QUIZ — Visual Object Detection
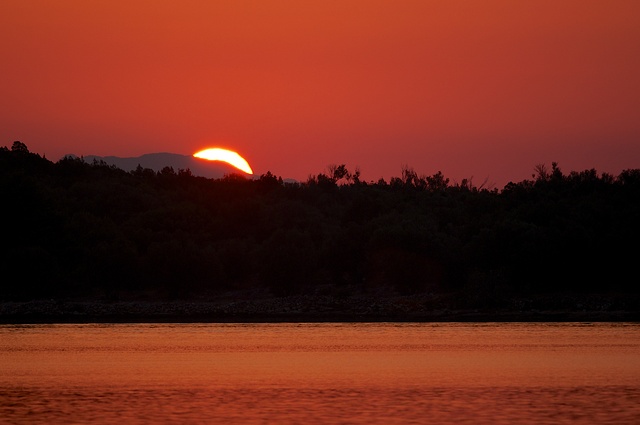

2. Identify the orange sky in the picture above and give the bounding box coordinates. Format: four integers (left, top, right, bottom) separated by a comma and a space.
2, 0, 639, 187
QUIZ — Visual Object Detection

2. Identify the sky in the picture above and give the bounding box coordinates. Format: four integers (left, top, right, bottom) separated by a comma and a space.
2, 0, 639, 188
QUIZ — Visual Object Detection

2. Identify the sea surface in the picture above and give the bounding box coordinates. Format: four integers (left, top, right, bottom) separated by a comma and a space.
1, 322, 639, 424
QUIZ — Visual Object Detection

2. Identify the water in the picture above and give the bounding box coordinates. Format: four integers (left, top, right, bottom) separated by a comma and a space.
1, 322, 639, 424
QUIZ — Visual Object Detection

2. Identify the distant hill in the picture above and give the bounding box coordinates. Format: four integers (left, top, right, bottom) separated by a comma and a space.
79, 152, 249, 179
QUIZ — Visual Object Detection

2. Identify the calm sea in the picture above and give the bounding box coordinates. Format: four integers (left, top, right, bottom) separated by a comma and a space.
1, 322, 639, 424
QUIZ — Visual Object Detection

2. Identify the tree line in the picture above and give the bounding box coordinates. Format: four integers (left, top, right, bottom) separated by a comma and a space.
1, 141, 639, 307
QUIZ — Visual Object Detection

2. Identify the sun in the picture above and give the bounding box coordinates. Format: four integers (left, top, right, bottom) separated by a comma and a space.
193, 148, 253, 174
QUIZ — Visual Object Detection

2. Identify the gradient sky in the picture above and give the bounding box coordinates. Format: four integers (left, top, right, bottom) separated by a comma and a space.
2, 0, 639, 187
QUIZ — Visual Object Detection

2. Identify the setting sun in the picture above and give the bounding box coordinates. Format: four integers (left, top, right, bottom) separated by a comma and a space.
193, 148, 253, 174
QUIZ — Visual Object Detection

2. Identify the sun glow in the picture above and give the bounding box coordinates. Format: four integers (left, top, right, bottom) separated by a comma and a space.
193, 148, 253, 174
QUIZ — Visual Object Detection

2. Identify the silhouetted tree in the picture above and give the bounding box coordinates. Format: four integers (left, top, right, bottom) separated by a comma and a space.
11, 141, 29, 153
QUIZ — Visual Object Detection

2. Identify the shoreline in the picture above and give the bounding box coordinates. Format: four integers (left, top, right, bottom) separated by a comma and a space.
1, 298, 638, 324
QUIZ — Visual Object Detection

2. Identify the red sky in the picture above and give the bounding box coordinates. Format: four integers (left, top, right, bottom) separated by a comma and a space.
2, 0, 639, 187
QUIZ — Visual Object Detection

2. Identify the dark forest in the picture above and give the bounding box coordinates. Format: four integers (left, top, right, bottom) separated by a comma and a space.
2, 142, 639, 318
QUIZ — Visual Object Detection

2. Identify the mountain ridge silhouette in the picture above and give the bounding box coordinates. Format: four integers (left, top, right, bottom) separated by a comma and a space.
78, 152, 251, 179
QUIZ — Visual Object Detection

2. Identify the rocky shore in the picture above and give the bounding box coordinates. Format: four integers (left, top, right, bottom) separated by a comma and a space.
1, 293, 638, 323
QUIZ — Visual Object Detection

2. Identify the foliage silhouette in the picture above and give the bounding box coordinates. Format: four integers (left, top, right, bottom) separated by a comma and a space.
1, 142, 639, 312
